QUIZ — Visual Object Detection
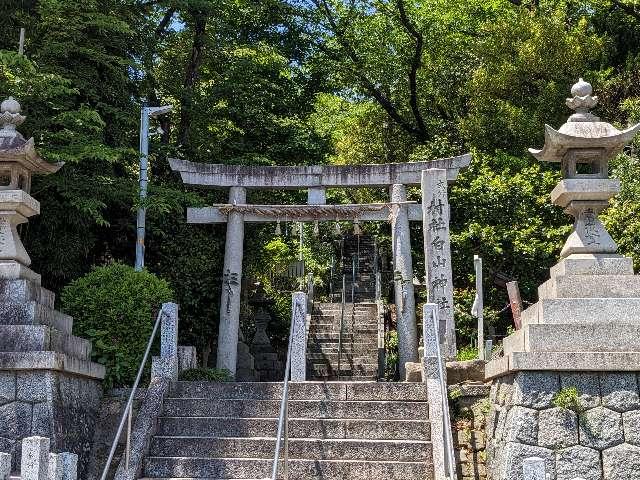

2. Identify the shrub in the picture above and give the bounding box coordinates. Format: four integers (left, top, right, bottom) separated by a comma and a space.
179, 368, 233, 382
61, 263, 174, 389
553, 386, 583, 413
456, 345, 478, 361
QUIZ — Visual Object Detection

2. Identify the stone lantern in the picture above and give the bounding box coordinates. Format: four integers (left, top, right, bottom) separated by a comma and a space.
0, 96, 63, 282
484, 80, 640, 480
529, 78, 640, 258
0, 97, 104, 476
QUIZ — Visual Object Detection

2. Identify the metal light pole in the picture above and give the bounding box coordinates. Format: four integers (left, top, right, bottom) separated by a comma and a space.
135, 104, 172, 271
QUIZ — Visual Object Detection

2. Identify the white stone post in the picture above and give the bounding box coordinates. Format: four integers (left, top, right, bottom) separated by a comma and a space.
473, 255, 484, 359
49, 453, 63, 480
160, 302, 179, 358
20, 436, 49, 480
422, 169, 457, 358
57, 453, 78, 480
422, 304, 455, 480
390, 183, 418, 378
152, 302, 180, 380
217, 186, 246, 376
290, 291, 307, 381
0, 452, 10, 480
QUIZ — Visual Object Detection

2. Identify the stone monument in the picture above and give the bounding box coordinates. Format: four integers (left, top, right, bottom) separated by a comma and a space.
248, 288, 283, 381
485, 79, 640, 480
0, 97, 105, 477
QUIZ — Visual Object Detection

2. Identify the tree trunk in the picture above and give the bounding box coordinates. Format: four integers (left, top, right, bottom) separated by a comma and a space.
179, 11, 207, 149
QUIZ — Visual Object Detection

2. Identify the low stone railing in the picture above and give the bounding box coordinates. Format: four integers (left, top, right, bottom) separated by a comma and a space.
0, 436, 77, 480
112, 302, 180, 480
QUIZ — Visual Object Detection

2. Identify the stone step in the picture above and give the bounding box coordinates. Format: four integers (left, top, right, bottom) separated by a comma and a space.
314, 303, 377, 310
309, 365, 379, 377
521, 298, 640, 325
504, 323, 640, 354
0, 301, 73, 334
307, 346, 378, 355
309, 325, 377, 334
162, 399, 428, 420
156, 417, 430, 440
0, 324, 91, 360
311, 314, 377, 322
144, 457, 432, 479
0, 279, 55, 308
538, 274, 640, 299
150, 437, 431, 462
307, 353, 375, 363
170, 382, 427, 401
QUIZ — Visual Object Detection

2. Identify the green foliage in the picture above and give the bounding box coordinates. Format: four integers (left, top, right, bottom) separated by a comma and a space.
60, 263, 174, 389
456, 345, 479, 361
553, 386, 583, 413
4, 0, 640, 369
385, 330, 399, 380
179, 368, 233, 382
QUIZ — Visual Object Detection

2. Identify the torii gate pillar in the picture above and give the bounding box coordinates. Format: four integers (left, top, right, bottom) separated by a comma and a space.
390, 184, 419, 377
217, 186, 246, 375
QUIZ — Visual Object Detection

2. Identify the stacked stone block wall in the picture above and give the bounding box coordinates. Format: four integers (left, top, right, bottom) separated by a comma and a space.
0, 371, 101, 477
86, 389, 145, 480
487, 371, 640, 480
450, 384, 490, 480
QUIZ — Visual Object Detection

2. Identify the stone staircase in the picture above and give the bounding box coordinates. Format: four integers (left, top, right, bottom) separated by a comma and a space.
141, 381, 432, 480
333, 235, 377, 303
307, 302, 380, 380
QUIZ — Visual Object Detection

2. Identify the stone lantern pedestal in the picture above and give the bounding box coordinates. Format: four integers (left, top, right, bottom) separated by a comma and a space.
485, 80, 640, 480
0, 98, 105, 478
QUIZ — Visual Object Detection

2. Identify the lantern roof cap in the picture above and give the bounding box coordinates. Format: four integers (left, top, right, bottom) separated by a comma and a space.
0, 96, 63, 174
529, 78, 640, 162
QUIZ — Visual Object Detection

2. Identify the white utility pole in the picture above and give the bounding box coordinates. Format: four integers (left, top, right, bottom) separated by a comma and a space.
135, 104, 172, 271
18, 28, 25, 55
471, 255, 484, 359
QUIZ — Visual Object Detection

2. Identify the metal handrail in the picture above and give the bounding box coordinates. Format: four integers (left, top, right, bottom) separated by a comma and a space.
337, 274, 346, 381
271, 296, 305, 480
99, 306, 167, 480
427, 305, 457, 480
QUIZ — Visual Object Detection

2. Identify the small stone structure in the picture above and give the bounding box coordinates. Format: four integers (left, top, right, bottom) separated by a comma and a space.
1, 435, 78, 480
0, 98, 104, 477
485, 79, 640, 479
250, 308, 283, 381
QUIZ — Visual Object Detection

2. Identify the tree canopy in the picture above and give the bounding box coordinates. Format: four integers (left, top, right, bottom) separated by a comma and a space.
3, 0, 640, 358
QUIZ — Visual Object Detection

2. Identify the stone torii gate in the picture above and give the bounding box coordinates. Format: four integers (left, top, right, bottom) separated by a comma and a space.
170, 155, 471, 377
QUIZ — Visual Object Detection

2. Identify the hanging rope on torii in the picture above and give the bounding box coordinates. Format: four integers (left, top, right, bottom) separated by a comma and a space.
216, 201, 416, 222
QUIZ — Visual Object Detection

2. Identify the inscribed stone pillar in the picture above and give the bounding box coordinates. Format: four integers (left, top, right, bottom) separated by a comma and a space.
389, 184, 418, 377
216, 186, 246, 376
422, 169, 457, 358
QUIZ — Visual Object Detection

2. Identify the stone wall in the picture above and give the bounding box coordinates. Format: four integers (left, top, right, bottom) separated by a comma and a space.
0, 370, 102, 478
486, 371, 640, 480
450, 384, 490, 480
86, 388, 146, 480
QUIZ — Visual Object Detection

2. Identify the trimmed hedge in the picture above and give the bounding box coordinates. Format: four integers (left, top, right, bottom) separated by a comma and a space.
61, 263, 174, 388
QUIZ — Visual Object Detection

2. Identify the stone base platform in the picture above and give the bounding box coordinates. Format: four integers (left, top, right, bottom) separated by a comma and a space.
0, 278, 104, 478
487, 370, 640, 480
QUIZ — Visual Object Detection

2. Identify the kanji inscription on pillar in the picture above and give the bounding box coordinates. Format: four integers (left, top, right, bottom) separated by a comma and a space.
422, 168, 456, 358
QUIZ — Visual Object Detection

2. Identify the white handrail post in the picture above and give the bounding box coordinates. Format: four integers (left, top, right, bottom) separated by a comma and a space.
290, 292, 307, 381
423, 303, 457, 480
